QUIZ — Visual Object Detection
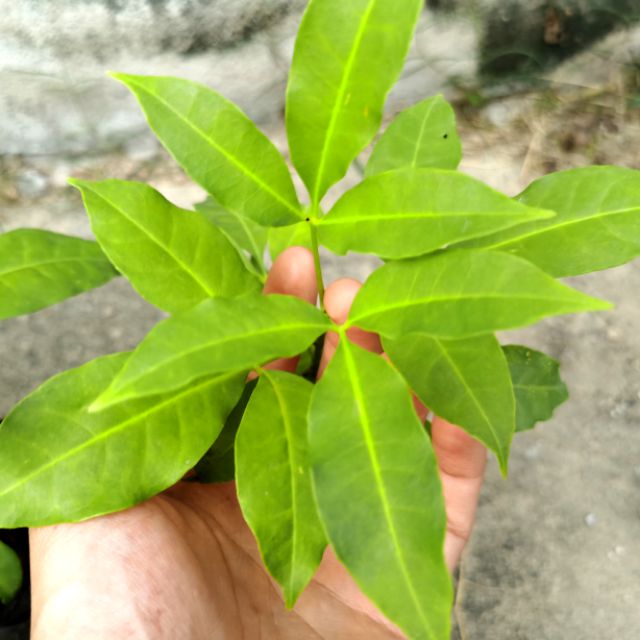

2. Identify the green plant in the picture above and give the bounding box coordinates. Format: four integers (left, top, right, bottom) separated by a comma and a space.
0, 0, 638, 636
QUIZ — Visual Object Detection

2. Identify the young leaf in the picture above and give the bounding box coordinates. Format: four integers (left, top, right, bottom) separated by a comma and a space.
318, 169, 554, 259
0, 541, 22, 604
503, 345, 569, 432
348, 249, 612, 339
93, 294, 332, 410
286, 0, 423, 205
196, 198, 268, 278
309, 339, 452, 640
111, 73, 303, 227
366, 95, 462, 176
384, 333, 515, 474
195, 379, 258, 483
460, 166, 640, 277
269, 223, 312, 261
0, 229, 117, 320
0, 354, 244, 528
71, 180, 260, 313
236, 370, 325, 607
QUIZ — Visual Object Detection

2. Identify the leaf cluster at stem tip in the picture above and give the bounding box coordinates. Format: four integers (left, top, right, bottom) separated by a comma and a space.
0, 0, 638, 636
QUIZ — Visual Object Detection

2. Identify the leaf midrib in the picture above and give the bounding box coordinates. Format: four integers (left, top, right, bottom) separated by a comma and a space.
485, 205, 640, 249
341, 340, 435, 638
264, 372, 302, 602
432, 338, 507, 461
111, 320, 329, 397
351, 292, 600, 325
126, 78, 302, 219
85, 186, 215, 298
0, 372, 237, 498
410, 100, 436, 168
0, 255, 110, 279
320, 210, 539, 225
312, 0, 377, 205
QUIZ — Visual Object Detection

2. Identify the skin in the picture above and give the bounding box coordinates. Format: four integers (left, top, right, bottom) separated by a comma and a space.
29, 247, 487, 639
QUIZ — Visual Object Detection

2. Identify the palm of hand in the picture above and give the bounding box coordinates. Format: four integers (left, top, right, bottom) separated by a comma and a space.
30, 249, 486, 639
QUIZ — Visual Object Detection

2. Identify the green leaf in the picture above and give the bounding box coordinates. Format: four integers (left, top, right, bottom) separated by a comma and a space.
111, 73, 302, 227
460, 166, 640, 277
0, 229, 117, 320
309, 339, 452, 639
268, 223, 312, 261
366, 95, 462, 176
71, 179, 260, 313
384, 334, 514, 474
195, 379, 258, 483
0, 354, 244, 528
348, 249, 612, 339
93, 294, 332, 410
503, 345, 569, 432
236, 370, 325, 607
0, 541, 22, 604
196, 198, 268, 279
318, 169, 554, 259
286, 0, 423, 205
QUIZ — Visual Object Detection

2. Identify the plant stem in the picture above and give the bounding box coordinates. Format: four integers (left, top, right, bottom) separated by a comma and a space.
309, 222, 325, 309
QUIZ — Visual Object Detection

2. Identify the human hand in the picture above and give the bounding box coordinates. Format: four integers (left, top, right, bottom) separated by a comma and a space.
29, 248, 486, 639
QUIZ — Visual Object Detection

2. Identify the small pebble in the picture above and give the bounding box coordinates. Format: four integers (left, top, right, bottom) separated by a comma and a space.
17, 169, 49, 198
584, 513, 597, 527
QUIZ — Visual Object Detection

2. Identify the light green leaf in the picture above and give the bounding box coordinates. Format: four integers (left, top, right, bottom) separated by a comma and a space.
269, 223, 312, 261
0, 353, 244, 528
384, 334, 515, 474
286, 0, 423, 205
71, 179, 260, 313
236, 370, 325, 607
196, 197, 268, 279
318, 169, 554, 259
348, 249, 612, 339
111, 73, 302, 227
503, 345, 569, 432
460, 166, 640, 276
0, 541, 22, 604
93, 294, 332, 410
309, 339, 452, 639
0, 229, 117, 320
366, 95, 462, 176
195, 379, 258, 483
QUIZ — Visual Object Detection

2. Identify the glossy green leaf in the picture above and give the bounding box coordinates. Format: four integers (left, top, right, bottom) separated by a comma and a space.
236, 370, 325, 607
366, 95, 462, 176
309, 339, 452, 639
461, 166, 640, 276
268, 223, 312, 261
384, 334, 514, 473
349, 249, 612, 339
111, 73, 302, 227
286, 0, 423, 205
503, 345, 569, 432
196, 198, 268, 279
0, 541, 22, 604
0, 229, 117, 320
93, 294, 332, 410
71, 179, 260, 313
0, 353, 244, 528
195, 379, 258, 483
318, 169, 554, 259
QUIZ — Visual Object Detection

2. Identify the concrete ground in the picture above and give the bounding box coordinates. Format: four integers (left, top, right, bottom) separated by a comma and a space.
1, 89, 639, 638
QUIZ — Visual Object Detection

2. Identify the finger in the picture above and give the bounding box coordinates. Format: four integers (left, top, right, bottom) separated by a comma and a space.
430, 417, 487, 571
318, 278, 382, 378
262, 246, 317, 373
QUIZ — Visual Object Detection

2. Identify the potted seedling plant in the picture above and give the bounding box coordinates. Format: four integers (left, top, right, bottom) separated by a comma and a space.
1, 0, 639, 637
